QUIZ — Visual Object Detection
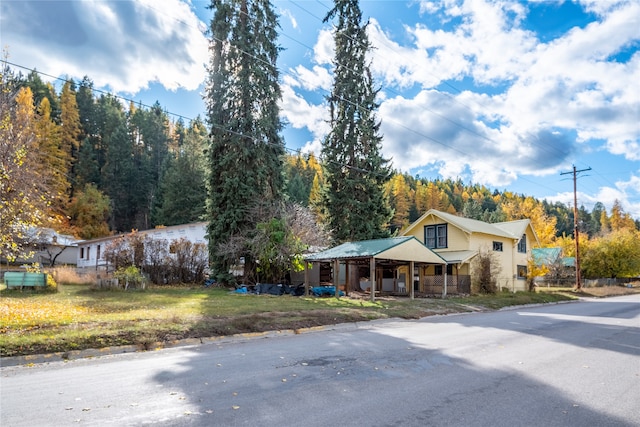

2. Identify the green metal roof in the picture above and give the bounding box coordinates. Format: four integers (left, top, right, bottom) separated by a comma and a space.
532, 248, 562, 266
305, 236, 445, 264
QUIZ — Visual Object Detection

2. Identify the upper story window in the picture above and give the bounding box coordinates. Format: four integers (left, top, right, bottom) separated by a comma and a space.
493, 241, 503, 252
517, 234, 527, 253
425, 224, 447, 249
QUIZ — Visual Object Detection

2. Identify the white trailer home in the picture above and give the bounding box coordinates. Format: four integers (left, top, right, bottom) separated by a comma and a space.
76, 222, 207, 273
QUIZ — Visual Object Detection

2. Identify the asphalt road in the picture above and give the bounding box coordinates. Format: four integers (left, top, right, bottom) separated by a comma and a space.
1, 295, 639, 426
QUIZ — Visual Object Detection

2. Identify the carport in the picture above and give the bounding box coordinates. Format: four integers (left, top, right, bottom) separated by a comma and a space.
303, 236, 446, 301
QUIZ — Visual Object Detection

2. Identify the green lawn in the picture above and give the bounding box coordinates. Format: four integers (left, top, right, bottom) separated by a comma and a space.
0, 283, 588, 357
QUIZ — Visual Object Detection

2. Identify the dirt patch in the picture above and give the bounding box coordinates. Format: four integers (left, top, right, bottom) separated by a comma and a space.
576, 283, 640, 298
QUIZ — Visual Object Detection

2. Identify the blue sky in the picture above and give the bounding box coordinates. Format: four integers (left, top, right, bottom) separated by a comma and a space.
2, 0, 639, 218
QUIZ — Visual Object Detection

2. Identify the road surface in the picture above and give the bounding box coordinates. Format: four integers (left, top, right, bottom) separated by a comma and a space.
1, 294, 639, 426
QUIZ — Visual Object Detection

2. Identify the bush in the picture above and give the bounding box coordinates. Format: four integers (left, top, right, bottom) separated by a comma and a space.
103, 233, 207, 285
471, 249, 500, 294
114, 266, 146, 290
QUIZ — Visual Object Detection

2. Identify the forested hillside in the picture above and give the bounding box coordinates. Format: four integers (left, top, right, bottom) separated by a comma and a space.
2, 67, 208, 241
286, 154, 638, 242
2, 65, 639, 268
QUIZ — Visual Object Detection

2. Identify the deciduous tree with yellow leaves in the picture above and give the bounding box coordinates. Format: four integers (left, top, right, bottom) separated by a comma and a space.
0, 64, 51, 261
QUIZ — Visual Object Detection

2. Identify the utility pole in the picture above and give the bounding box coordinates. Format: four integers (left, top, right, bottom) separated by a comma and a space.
560, 165, 591, 290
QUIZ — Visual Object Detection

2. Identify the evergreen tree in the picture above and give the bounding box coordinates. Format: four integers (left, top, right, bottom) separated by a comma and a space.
205, 0, 286, 281
284, 154, 318, 205
462, 199, 484, 220
321, 0, 391, 243
154, 118, 207, 225
103, 121, 136, 232
24, 70, 60, 120
129, 102, 170, 229
589, 202, 606, 236
75, 77, 102, 188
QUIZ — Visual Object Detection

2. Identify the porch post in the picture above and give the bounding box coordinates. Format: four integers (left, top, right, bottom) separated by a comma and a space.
333, 259, 340, 298
409, 261, 415, 300
442, 264, 448, 299
370, 257, 376, 302
344, 262, 350, 296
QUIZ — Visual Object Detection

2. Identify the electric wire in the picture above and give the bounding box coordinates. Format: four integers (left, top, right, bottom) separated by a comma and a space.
4, 2, 632, 204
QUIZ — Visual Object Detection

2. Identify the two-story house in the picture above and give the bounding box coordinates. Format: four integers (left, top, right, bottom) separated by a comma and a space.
400, 209, 539, 293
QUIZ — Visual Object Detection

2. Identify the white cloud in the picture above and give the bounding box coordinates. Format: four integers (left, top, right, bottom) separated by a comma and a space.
286, 65, 332, 92
376, 0, 640, 179
279, 8, 298, 29
546, 172, 640, 219
313, 29, 335, 65
280, 84, 329, 141
2, 0, 208, 94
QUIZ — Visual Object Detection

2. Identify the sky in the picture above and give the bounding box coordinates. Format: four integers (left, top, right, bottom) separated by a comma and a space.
2, 0, 639, 219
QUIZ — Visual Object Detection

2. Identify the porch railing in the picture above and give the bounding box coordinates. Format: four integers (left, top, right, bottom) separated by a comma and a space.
422, 275, 471, 295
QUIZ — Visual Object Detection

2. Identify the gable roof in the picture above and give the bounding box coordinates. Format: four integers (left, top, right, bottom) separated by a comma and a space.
402, 209, 539, 244
305, 236, 445, 264
25, 227, 81, 246
78, 222, 207, 245
436, 250, 478, 264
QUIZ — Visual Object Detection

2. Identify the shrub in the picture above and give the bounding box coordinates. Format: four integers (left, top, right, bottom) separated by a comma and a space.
102, 233, 207, 285
114, 266, 146, 290
471, 249, 500, 294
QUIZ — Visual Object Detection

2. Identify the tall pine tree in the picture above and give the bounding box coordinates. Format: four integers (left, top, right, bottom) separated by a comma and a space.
154, 118, 208, 226
321, 0, 391, 243
205, 0, 285, 281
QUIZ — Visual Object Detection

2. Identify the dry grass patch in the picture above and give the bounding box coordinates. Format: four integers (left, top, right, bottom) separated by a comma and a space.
539, 282, 640, 298
1, 284, 580, 357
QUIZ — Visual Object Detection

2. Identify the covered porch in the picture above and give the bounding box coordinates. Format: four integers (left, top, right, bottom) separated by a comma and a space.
303, 236, 447, 301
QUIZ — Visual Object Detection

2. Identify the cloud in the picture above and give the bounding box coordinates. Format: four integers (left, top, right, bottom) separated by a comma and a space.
365, 0, 639, 184
546, 172, 640, 219
2, 0, 208, 94
280, 84, 329, 142
313, 29, 335, 66
279, 8, 298, 29
285, 65, 332, 92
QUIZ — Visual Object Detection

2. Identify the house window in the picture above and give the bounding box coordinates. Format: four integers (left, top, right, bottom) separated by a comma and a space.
97, 245, 101, 260
425, 224, 447, 249
493, 241, 503, 252
80, 248, 84, 259
434, 264, 453, 275
517, 265, 528, 280
86, 247, 90, 260
517, 234, 527, 253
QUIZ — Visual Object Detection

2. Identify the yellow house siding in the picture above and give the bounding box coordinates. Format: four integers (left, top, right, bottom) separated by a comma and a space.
404, 214, 470, 249
445, 225, 469, 249
401, 210, 539, 293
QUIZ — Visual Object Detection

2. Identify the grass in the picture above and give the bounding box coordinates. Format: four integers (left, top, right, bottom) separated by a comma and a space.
1, 282, 637, 358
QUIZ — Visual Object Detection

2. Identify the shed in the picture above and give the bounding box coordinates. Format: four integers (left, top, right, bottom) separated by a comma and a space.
304, 236, 446, 301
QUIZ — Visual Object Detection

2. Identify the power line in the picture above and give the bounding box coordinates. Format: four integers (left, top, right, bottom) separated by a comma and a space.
4, 1, 580, 196
141, 0, 571, 182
